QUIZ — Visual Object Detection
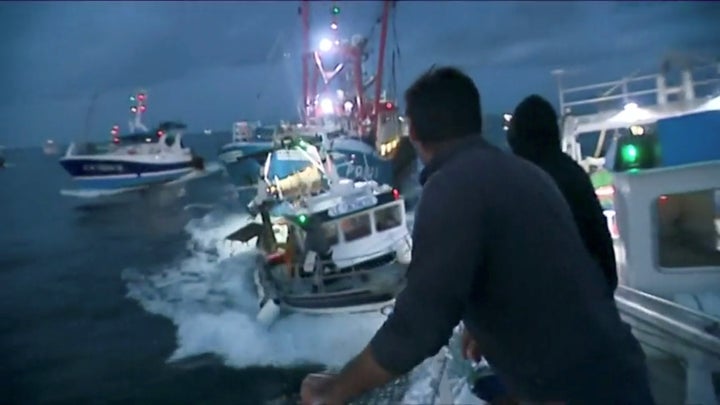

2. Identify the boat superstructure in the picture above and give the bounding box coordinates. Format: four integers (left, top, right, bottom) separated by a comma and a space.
551, 58, 720, 404
218, 122, 277, 188
59, 90, 204, 193
227, 139, 411, 324
298, 0, 417, 190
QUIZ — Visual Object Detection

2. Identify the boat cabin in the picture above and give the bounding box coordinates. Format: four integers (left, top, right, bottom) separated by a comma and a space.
274, 186, 410, 274
65, 122, 189, 158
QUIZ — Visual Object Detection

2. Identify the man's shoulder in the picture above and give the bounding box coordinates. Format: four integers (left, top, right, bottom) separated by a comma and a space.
428, 144, 508, 184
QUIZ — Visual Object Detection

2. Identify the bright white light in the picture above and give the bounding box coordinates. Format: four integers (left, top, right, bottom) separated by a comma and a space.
503, 113, 512, 121
330, 22, 338, 30
320, 98, 334, 115
624, 102, 638, 111
336, 89, 345, 100
319, 38, 333, 52
343, 100, 353, 112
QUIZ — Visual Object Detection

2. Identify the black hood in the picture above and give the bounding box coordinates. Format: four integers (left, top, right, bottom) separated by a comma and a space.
507, 94, 561, 159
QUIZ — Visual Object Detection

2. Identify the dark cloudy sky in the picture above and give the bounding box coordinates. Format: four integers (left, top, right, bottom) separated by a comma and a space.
1, 1, 718, 147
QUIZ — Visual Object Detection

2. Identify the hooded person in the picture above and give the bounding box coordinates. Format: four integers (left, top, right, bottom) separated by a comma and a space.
507, 94, 618, 293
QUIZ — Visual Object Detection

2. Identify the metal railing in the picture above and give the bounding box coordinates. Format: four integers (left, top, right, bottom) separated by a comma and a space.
615, 286, 720, 404
554, 62, 720, 115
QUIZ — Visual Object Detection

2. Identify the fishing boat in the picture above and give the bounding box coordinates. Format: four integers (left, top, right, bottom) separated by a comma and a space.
218, 121, 277, 189
219, 122, 329, 199
296, 0, 417, 190
43, 139, 59, 156
219, 1, 418, 200
227, 139, 411, 324
552, 57, 720, 404
59, 91, 204, 193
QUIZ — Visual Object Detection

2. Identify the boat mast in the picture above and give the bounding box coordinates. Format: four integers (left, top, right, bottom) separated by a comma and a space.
128, 89, 149, 134
373, 0, 393, 126
82, 91, 100, 141
300, 0, 311, 125
299, 0, 395, 137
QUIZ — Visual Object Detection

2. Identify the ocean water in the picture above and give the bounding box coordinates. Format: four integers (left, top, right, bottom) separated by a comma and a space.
0, 135, 391, 404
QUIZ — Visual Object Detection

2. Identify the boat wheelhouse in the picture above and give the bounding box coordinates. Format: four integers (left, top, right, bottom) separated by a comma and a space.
229, 176, 411, 323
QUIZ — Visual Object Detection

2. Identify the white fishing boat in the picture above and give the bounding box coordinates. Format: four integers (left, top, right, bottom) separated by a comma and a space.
227, 139, 411, 325
552, 57, 720, 404
59, 91, 204, 193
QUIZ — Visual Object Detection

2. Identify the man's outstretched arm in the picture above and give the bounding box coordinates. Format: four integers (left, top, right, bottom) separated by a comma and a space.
327, 176, 485, 402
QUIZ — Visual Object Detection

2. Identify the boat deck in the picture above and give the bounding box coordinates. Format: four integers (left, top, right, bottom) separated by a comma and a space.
349, 329, 717, 404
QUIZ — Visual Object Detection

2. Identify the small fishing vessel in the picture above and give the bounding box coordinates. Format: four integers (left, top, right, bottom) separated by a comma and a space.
218, 1, 418, 200
218, 122, 280, 189
59, 91, 204, 193
227, 140, 411, 324
43, 139, 59, 156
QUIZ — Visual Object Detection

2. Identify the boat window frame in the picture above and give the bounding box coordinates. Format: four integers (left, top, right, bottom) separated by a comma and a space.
654, 188, 720, 270
338, 211, 373, 243
320, 220, 340, 246
373, 202, 404, 233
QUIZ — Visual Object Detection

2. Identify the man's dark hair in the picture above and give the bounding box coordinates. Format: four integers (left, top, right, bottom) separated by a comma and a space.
404, 66, 483, 144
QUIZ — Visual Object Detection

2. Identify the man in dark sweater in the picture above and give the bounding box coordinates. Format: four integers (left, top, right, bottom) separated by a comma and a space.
507, 94, 618, 293
300, 67, 654, 404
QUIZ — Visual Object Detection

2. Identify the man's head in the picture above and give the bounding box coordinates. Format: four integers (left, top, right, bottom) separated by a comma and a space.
507, 94, 561, 158
405, 66, 483, 163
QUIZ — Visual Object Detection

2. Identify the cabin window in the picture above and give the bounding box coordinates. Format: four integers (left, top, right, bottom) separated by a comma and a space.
655, 189, 720, 268
374, 204, 403, 232
321, 221, 339, 246
340, 213, 372, 242
164, 134, 176, 147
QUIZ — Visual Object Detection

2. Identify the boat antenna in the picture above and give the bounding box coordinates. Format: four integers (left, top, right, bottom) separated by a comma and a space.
82, 90, 101, 141
128, 89, 149, 134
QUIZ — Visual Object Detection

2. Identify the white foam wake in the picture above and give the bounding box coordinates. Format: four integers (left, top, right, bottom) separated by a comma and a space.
123, 208, 387, 369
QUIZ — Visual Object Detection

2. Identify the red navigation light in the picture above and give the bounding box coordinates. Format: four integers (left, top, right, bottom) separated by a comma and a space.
157, 130, 165, 137
137, 93, 146, 102
112, 137, 120, 144
112, 125, 120, 130
111, 129, 118, 136
392, 188, 400, 200
385, 102, 393, 110
139, 105, 146, 112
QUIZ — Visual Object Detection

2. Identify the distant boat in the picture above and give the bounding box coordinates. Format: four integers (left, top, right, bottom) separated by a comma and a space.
0, 146, 5, 168
59, 121, 204, 192
43, 139, 59, 155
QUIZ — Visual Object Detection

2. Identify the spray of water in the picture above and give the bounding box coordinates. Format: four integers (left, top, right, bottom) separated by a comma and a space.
122, 208, 387, 369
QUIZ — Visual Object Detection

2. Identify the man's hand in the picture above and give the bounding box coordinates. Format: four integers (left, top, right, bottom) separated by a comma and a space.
461, 327, 483, 362
299, 373, 345, 405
